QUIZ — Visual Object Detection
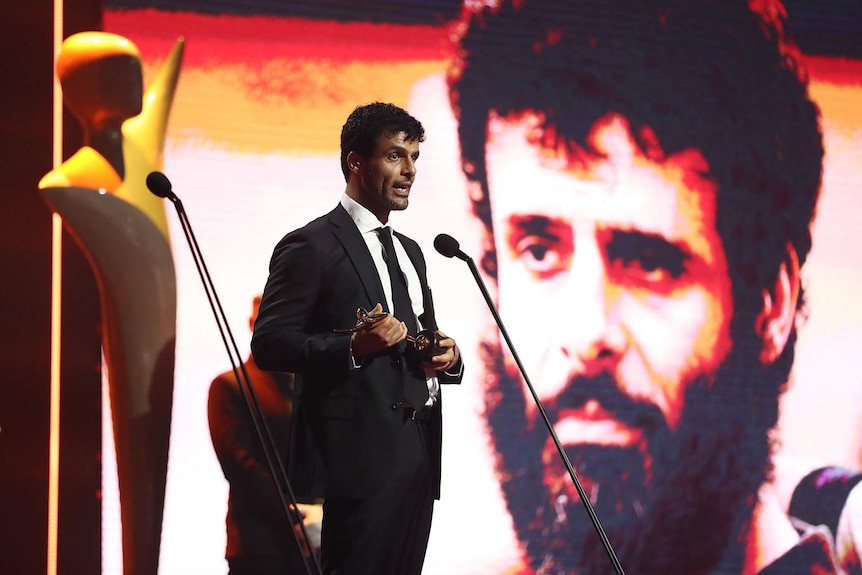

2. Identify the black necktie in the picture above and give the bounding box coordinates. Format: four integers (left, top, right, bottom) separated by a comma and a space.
378, 227, 417, 334
377, 227, 428, 408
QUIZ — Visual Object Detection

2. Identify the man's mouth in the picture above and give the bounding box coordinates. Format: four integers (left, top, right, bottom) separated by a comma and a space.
392, 182, 412, 196
552, 400, 645, 448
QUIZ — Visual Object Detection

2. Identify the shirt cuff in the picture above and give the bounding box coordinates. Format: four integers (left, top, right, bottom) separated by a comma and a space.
442, 358, 463, 378
348, 334, 363, 370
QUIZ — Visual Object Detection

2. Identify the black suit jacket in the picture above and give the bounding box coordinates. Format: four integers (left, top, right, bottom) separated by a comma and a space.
207, 358, 300, 559
252, 204, 462, 499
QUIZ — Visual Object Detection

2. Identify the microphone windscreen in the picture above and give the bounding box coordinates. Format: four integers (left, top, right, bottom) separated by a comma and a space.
146, 171, 173, 198
434, 233, 461, 258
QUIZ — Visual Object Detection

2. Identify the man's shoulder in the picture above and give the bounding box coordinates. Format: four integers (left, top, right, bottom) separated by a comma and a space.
209, 362, 287, 405
209, 359, 262, 389
208, 369, 242, 412
268, 208, 342, 262
209, 368, 241, 392
281, 207, 338, 236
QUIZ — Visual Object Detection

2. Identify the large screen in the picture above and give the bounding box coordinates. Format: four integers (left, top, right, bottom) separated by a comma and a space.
99, 2, 862, 573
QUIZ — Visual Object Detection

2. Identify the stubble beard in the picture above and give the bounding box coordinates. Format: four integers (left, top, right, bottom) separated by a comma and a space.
388, 197, 408, 212
481, 329, 778, 575
384, 182, 409, 213
357, 179, 408, 220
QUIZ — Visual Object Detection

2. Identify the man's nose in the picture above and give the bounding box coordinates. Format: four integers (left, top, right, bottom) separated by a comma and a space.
402, 157, 416, 176
557, 248, 626, 377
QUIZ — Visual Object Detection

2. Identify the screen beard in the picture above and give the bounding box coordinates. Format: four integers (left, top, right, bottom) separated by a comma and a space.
481, 335, 778, 575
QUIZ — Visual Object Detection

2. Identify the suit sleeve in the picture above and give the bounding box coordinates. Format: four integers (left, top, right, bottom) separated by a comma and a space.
251, 231, 353, 377
437, 356, 464, 384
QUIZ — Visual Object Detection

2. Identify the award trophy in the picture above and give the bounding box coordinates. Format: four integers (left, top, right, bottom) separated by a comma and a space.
335, 307, 444, 361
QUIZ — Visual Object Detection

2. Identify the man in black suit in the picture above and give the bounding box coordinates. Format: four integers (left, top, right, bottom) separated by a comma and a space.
208, 294, 320, 574
252, 102, 463, 575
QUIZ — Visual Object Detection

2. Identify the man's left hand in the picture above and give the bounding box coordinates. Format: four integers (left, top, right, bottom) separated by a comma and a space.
421, 330, 460, 373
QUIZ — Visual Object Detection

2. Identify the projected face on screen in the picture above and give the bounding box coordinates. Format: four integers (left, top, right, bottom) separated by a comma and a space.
450, 0, 827, 573
486, 108, 734, 482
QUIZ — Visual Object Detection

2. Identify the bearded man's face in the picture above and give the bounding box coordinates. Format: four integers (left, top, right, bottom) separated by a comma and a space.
483, 112, 776, 575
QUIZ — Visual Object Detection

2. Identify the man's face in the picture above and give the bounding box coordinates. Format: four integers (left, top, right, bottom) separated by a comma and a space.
487, 111, 733, 492
483, 111, 753, 572
354, 130, 419, 222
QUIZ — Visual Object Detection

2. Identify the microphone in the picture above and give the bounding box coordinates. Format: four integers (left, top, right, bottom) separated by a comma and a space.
437, 233, 627, 575
433, 233, 469, 261
146, 171, 321, 575
145, 171, 177, 201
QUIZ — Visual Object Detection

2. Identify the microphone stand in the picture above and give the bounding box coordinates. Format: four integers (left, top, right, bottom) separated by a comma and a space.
149, 172, 321, 575
436, 235, 626, 575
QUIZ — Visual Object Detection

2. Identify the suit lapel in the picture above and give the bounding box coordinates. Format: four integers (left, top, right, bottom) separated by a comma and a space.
327, 205, 388, 310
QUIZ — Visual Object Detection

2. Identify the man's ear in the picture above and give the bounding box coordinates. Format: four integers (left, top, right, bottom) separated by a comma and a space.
756, 243, 801, 364
346, 151, 362, 174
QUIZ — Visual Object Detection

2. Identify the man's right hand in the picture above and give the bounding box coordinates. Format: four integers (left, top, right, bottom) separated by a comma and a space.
350, 303, 408, 358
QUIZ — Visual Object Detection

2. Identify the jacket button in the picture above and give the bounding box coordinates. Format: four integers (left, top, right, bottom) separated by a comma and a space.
391, 359, 401, 367
391, 401, 404, 410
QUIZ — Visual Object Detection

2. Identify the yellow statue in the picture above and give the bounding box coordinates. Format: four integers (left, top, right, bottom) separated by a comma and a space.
39, 31, 184, 575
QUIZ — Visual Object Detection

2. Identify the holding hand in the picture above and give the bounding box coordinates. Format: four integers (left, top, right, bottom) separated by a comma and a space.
349, 303, 408, 358
421, 330, 460, 373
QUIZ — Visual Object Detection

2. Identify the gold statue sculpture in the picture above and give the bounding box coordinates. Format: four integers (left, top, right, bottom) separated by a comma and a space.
39, 31, 184, 575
